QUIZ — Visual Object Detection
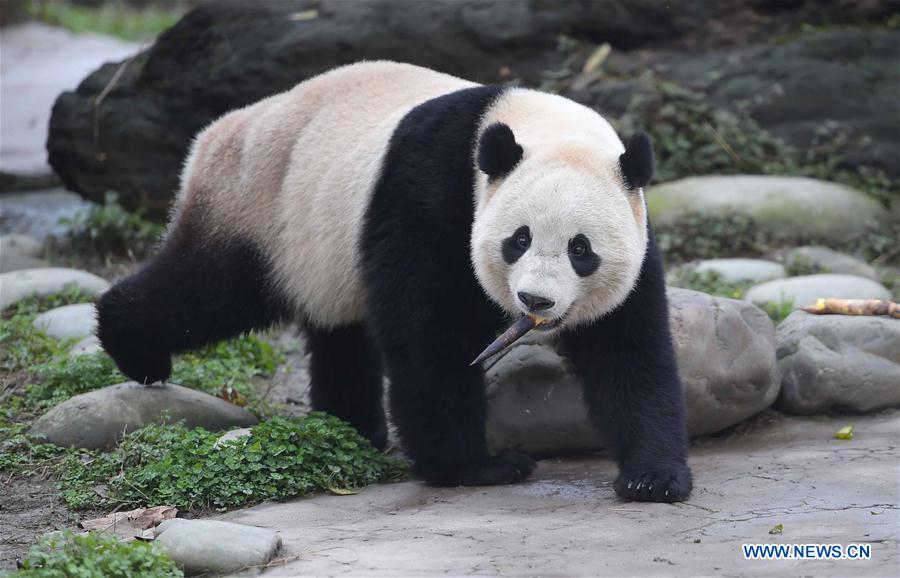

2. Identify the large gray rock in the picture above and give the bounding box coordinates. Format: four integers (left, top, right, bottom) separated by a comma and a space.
689, 258, 785, 284
153, 519, 281, 576
0, 267, 109, 310
32, 303, 96, 339
744, 274, 892, 308
668, 288, 780, 436
647, 176, 888, 247
29, 382, 258, 450
484, 333, 598, 456
485, 287, 779, 454
775, 311, 900, 414
781, 246, 879, 280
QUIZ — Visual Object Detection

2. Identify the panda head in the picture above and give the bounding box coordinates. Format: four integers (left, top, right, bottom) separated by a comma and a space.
471, 122, 652, 331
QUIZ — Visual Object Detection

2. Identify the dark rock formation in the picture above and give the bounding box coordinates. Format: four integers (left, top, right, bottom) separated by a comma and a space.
47, 0, 899, 214
50, 0, 718, 214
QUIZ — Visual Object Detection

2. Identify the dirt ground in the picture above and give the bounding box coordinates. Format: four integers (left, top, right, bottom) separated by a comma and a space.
0, 475, 80, 569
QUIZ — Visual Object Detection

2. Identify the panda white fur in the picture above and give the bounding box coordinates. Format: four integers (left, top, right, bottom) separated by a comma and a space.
98, 61, 692, 501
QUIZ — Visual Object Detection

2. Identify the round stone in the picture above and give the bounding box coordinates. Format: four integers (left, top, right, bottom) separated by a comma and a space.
690, 258, 786, 284
29, 382, 258, 450
0, 267, 109, 310
780, 246, 878, 280
153, 519, 281, 576
744, 274, 892, 308
33, 303, 97, 339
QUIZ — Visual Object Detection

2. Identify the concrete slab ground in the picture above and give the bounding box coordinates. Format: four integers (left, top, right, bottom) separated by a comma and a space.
0, 23, 137, 175
221, 410, 899, 577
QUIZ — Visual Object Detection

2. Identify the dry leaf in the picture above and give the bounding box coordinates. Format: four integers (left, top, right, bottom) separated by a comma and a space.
79, 505, 177, 541
218, 384, 249, 407
769, 523, 783, 535
326, 486, 358, 496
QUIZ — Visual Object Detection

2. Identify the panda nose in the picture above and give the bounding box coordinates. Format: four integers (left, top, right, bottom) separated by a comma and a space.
517, 291, 555, 312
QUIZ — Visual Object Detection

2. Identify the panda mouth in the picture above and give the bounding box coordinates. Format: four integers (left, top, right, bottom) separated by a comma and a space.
531, 316, 562, 331
469, 313, 566, 366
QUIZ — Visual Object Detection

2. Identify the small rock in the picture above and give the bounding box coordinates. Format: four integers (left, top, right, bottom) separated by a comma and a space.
0, 253, 47, 273
153, 519, 281, 576
213, 427, 253, 449
0, 267, 109, 310
744, 274, 892, 308
29, 382, 258, 450
781, 246, 878, 280
69, 335, 103, 357
484, 287, 780, 454
690, 258, 786, 284
647, 176, 887, 246
0, 234, 43, 257
775, 311, 900, 414
33, 303, 96, 339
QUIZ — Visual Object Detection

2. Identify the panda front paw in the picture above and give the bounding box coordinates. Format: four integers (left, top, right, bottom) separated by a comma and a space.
614, 462, 692, 502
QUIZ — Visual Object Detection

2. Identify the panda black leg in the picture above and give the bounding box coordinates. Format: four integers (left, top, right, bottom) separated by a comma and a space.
364, 269, 534, 486
305, 323, 387, 451
561, 237, 692, 503
97, 227, 287, 384
383, 335, 535, 487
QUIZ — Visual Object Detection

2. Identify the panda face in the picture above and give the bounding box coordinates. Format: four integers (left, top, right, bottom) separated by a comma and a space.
471, 148, 649, 331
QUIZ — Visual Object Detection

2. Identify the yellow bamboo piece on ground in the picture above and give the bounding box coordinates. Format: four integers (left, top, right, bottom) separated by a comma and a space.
801, 298, 900, 319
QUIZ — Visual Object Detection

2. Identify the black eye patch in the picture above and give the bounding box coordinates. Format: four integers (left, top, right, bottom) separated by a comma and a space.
502, 225, 531, 264
568, 234, 601, 277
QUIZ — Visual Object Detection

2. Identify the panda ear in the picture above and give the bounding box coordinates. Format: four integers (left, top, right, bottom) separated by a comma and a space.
477, 123, 523, 179
619, 132, 654, 190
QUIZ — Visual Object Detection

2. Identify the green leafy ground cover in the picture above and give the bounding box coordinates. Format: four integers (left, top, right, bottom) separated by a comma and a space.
14, 531, 182, 578
1, 290, 406, 517
62, 193, 166, 261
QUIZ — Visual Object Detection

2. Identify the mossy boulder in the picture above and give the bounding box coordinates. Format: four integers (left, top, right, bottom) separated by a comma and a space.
647, 175, 888, 247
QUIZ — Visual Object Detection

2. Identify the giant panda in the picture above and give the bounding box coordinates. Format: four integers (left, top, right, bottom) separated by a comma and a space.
97, 61, 692, 502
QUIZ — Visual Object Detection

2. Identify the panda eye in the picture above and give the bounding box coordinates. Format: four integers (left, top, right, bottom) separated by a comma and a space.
502, 226, 531, 264
572, 243, 586, 257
